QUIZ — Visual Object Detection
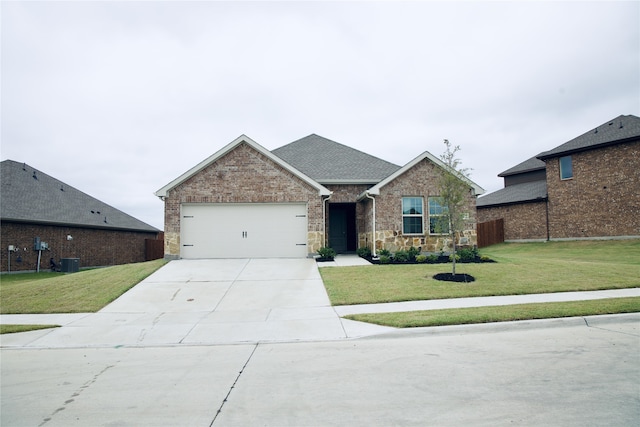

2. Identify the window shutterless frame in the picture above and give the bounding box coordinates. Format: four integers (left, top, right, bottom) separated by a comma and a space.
402, 197, 424, 234
559, 155, 573, 180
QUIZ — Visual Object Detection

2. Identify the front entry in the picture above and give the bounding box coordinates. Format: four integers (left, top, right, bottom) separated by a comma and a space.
328, 203, 357, 253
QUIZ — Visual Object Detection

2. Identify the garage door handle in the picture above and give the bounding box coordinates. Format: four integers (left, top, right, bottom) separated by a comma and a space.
242, 231, 247, 238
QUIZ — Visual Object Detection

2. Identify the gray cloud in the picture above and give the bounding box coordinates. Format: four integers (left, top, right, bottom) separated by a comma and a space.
2, 1, 638, 229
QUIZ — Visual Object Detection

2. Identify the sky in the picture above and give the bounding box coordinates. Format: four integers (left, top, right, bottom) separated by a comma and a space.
2, 1, 638, 230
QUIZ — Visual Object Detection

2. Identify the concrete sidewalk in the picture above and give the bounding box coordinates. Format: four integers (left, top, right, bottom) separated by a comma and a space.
335, 287, 640, 316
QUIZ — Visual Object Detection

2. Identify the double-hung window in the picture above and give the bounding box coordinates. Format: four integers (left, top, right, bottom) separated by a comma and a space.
402, 197, 423, 234
559, 156, 573, 180
428, 197, 449, 234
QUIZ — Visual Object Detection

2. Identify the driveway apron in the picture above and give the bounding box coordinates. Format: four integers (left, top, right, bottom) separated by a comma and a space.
3, 259, 388, 348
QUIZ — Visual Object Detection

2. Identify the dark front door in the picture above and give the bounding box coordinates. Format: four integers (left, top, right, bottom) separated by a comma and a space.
329, 204, 357, 253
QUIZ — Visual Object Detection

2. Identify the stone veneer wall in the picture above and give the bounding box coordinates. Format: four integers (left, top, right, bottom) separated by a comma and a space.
477, 201, 548, 241
163, 143, 324, 258
545, 141, 640, 239
1, 221, 158, 272
357, 158, 478, 253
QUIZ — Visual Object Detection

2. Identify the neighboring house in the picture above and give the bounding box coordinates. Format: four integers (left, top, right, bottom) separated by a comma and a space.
1, 160, 161, 272
155, 134, 485, 259
477, 114, 640, 241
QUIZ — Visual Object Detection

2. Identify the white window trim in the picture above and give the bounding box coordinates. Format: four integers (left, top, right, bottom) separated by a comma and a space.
428, 196, 450, 235
559, 155, 573, 180
402, 196, 424, 235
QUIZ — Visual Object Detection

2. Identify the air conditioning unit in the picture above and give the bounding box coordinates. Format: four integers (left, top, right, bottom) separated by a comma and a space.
60, 258, 80, 273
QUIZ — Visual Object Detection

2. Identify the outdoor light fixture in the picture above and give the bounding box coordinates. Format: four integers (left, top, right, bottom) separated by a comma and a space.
67, 235, 73, 241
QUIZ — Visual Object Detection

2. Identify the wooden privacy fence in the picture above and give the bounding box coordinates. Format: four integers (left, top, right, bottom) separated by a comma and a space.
477, 218, 504, 248
145, 238, 164, 261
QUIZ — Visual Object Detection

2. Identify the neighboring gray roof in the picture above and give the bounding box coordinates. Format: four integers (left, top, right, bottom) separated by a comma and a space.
476, 180, 547, 208
538, 114, 640, 160
1, 160, 159, 232
498, 155, 546, 177
272, 134, 401, 184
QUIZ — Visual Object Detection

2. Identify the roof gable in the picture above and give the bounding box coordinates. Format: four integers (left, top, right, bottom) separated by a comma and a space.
538, 114, 640, 160
0, 160, 158, 232
363, 151, 485, 197
272, 134, 400, 184
155, 135, 331, 197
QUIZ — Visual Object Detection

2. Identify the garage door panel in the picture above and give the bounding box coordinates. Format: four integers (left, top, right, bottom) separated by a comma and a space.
181, 204, 307, 258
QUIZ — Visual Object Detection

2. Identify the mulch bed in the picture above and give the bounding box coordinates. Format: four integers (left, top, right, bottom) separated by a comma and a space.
433, 273, 475, 283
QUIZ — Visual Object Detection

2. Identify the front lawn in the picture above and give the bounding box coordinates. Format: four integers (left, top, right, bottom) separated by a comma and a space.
0, 259, 167, 314
320, 240, 640, 306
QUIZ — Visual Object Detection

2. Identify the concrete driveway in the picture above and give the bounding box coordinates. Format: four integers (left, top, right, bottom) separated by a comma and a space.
1, 259, 389, 348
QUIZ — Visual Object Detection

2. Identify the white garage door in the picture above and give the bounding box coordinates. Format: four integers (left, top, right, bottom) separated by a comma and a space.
180, 203, 308, 258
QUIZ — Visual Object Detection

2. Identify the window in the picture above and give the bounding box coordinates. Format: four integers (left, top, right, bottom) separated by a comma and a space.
559, 156, 573, 180
428, 197, 449, 234
402, 197, 423, 234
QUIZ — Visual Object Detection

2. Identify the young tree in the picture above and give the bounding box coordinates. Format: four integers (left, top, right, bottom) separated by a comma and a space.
436, 139, 473, 276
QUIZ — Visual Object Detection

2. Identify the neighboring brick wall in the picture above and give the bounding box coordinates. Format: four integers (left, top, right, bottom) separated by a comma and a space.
477, 201, 548, 241
360, 158, 478, 253
1, 221, 158, 272
163, 143, 323, 257
545, 141, 640, 239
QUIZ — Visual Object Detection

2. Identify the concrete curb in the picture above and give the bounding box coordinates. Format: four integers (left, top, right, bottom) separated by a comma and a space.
357, 312, 640, 340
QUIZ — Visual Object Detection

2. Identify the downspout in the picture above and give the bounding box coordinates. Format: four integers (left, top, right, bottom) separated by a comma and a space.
322, 193, 332, 249
364, 192, 377, 257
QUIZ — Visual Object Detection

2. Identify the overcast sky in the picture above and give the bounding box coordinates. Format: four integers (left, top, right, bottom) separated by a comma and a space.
2, 1, 638, 230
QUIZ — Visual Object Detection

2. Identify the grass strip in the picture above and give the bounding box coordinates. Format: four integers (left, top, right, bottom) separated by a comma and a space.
0, 324, 60, 334
345, 297, 640, 328
0, 259, 167, 314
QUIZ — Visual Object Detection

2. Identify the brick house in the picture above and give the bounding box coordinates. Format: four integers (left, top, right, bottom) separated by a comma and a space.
1, 160, 161, 272
155, 134, 484, 259
477, 114, 640, 241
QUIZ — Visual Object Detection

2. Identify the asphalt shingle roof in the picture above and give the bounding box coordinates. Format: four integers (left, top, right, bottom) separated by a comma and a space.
1, 160, 158, 232
476, 180, 547, 207
498, 155, 546, 177
272, 134, 400, 183
537, 114, 640, 159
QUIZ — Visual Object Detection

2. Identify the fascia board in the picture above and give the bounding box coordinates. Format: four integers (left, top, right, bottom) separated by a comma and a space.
155, 135, 331, 197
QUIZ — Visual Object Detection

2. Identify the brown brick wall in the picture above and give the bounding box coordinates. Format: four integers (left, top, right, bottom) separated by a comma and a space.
1, 221, 158, 272
163, 143, 323, 257
545, 141, 640, 239
360, 158, 478, 252
477, 202, 548, 241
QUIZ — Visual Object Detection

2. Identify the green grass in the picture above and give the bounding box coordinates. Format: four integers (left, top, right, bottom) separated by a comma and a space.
320, 240, 640, 306
0, 324, 59, 334
0, 259, 167, 314
346, 297, 640, 328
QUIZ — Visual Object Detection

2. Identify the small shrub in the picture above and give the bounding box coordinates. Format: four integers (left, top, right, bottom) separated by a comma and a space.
427, 254, 439, 263
457, 248, 476, 262
394, 250, 409, 263
378, 249, 391, 257
449, 253, 460, 262
480, 255, 493, 262
379, 255, 391, 264
407, 246, 420, 261
317, 247, 336, 260
356, 247, 371, 258
415, 254, 427, 263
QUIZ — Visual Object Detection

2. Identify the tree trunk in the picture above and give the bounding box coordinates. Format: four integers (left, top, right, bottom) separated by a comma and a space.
452, 238, 457, 276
